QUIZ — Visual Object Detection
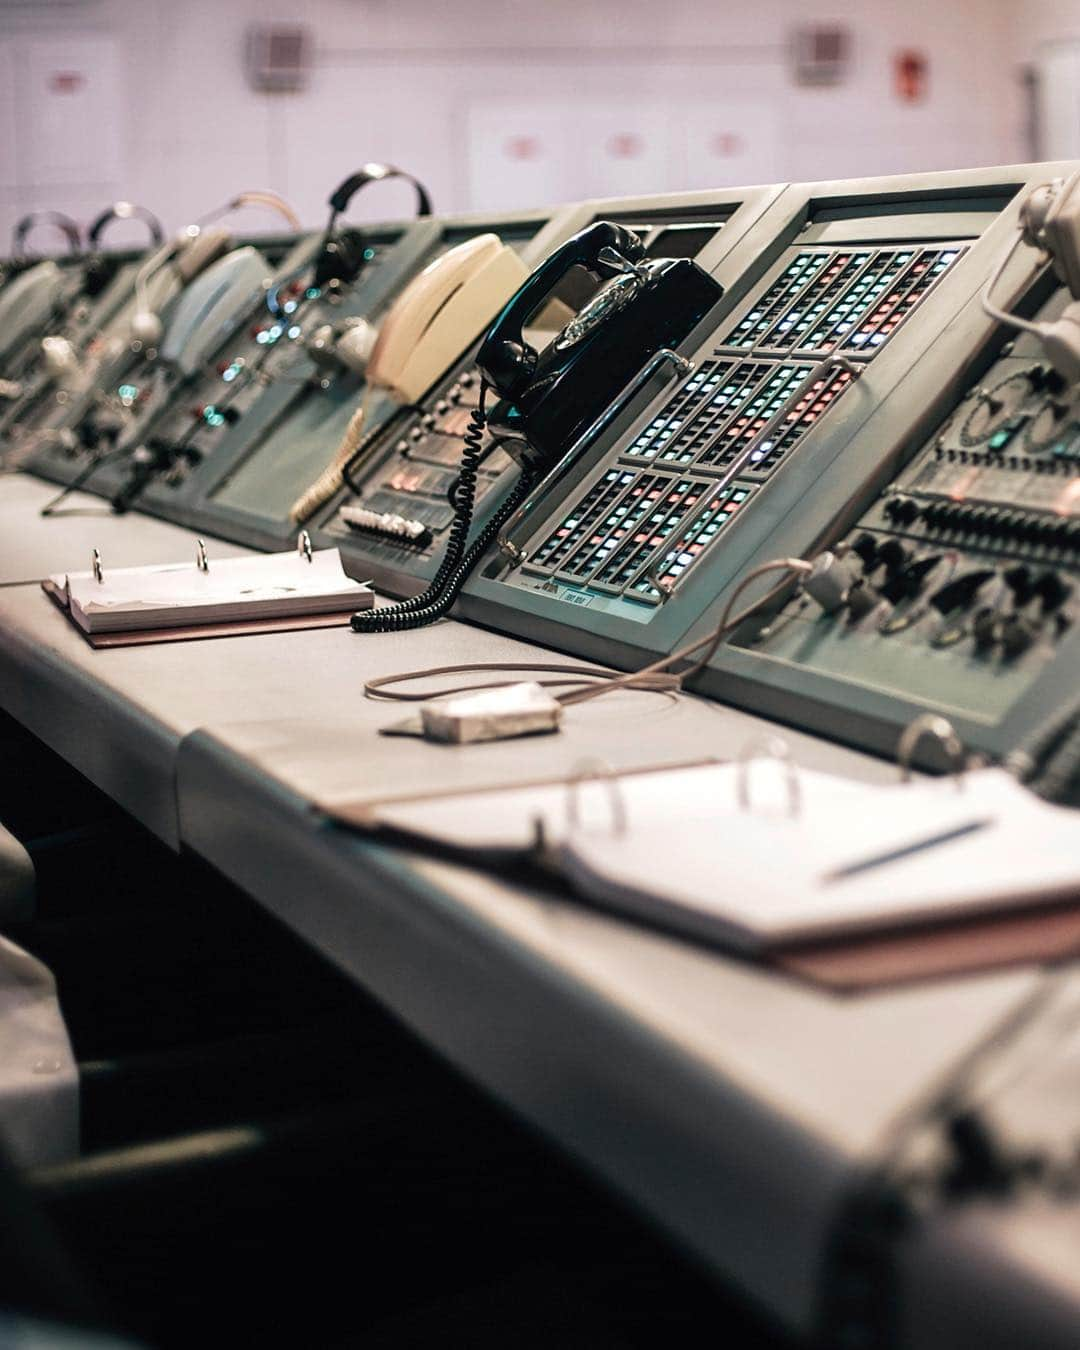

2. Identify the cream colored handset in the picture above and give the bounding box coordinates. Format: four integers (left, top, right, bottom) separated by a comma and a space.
290, 233, 529, 522
367, 232, 528, 403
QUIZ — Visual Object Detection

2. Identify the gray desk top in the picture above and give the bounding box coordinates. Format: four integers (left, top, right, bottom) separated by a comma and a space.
0, 472, 249, 586
0, 578, 813, 842
176, 716, 1041, 1335
0, 481, 1067, 1338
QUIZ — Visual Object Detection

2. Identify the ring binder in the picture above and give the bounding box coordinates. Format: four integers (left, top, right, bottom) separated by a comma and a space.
564, 759, 628, 836
196, 539, 209, 574
91, 548, 103, 585
735, 736, 801, 817
298, 530, 313, 564
897, 714, 966, 786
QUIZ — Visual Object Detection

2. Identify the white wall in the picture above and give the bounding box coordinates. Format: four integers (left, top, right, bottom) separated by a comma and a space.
1002, 2, 1080, 160
0, 0, 1046, 251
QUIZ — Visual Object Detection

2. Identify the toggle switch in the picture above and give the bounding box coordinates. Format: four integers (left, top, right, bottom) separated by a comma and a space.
929, 569, 995, 615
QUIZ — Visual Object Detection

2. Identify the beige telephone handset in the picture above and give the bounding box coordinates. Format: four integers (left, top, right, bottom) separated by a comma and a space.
291, 233, 529, 522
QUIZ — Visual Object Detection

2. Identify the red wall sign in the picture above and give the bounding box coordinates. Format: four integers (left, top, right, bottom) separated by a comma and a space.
894, 50, 928, 103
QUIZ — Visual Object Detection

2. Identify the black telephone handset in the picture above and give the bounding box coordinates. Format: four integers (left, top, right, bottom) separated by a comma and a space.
478, 219, 723, 472
352, 220, 723, 634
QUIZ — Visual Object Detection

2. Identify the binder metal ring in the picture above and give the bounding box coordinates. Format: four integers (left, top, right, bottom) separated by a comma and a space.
735, 736, 800, 817
196, 539, 209, 574
91, 548, 103, 585
298, 530, 313, 564
565, 758, 627, 837
897, 714, 966, 786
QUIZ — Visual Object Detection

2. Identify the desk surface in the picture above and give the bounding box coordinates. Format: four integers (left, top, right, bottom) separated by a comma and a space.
0, 472, 249, 587
177, 721, 1042, 1335
0, 474, 1074, 1343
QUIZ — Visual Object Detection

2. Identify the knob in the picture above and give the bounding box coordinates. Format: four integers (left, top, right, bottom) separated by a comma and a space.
880, 554, 941, 604
850, 532, 879, 569
1003, 565, 1033, 604
1034, 570, 1071, 613
876, 539, 910, 574
1001, 614, 1038, 658
884, 494, 918, 524
846, 581, 880, 621
972, 607, 1000, 649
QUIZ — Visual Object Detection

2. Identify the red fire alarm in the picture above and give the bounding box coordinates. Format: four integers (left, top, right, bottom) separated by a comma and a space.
894, 50, 928, 103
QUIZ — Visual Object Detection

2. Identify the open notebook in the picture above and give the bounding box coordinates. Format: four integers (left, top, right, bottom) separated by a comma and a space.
47, 548, 373, 635
332, 762, 1080, 954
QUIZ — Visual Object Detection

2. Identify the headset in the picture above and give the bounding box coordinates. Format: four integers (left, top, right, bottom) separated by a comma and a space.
128, 190, 301, 350
5, 212, 81, 286
312, 163, 433, 289
81, 201, 165, 298
11, 210, 81, 260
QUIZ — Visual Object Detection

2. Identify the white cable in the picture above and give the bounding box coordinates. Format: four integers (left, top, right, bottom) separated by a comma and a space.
980, 227, 1046, 338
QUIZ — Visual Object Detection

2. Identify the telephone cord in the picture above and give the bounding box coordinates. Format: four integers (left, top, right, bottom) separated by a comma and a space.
363, 557, 807, 701
352, 379, 503, 632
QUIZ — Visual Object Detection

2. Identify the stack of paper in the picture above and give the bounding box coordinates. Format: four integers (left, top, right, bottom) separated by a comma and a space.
50, 549, 372, 634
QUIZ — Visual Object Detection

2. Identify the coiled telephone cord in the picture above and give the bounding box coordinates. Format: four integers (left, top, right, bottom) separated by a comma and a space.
351, 380, 533, 633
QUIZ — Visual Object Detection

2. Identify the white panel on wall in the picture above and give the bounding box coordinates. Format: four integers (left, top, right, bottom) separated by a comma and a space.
19, 36, 124, 187
575, 103, 672, 201
680, 102, 781, 190
468, 93, 782, 209
0, 42, 17, 189
280, 61, 461, 224
466, 102, 577, 212
1036, 42, 1080, 158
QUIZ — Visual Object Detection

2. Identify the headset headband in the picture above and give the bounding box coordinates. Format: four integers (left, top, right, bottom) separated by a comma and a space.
87, 201, 165, 250
327, 164, 433, 226
13, 211, 81, 258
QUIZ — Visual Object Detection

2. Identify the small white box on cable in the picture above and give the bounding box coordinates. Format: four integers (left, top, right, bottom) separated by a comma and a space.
420, 682, 563, 744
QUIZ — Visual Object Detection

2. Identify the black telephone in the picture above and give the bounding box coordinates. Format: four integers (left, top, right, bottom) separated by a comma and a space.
352, 220, 724, 633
